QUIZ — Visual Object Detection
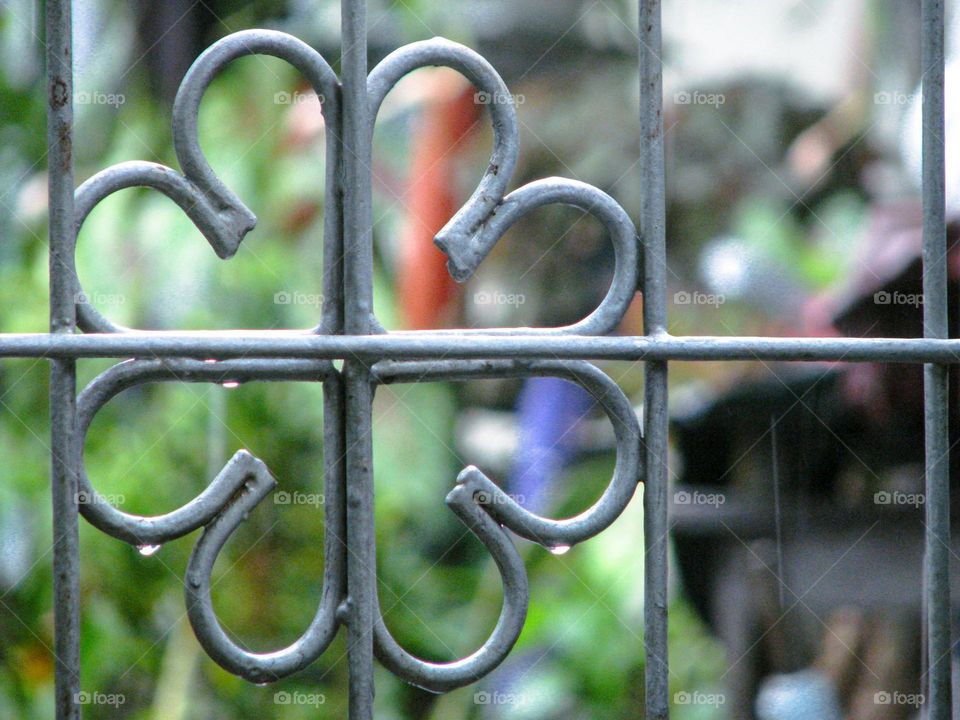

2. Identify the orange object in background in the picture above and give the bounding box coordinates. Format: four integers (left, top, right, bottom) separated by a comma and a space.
397, 77, 482, 329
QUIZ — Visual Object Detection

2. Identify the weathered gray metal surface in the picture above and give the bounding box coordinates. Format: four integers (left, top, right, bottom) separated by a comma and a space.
46, 0, 80, 717
639, 2, 669, 717
32, 0, 953, 718
922, 2, 951, 718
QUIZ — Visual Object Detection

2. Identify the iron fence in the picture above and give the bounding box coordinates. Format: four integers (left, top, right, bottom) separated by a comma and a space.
18, 0, 953, 717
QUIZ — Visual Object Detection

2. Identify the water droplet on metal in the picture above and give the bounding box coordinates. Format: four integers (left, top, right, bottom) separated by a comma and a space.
549, 545, 571, 556
137, 544, 162, 557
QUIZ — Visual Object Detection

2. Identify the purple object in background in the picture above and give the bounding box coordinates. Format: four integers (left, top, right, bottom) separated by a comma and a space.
509, 376, 596, 513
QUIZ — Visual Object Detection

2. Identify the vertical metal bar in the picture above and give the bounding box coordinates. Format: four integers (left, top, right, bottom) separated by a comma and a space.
45, 0, 79, 718
341, 0, 376, 718
343, 365, 375, 720
341, 0, 374, 329
639, 1, 669, 718
921, 1, 951, 717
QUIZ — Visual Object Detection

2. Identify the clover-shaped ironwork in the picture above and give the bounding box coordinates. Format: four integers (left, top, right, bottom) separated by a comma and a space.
73, 28, 643, 695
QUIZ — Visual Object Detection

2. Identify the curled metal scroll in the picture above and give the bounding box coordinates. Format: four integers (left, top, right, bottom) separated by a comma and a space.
71, 30, 342, 334
368, 38, 519, 279
73, 27, 643, 695
372, 482, 529, 693
368, 38, 640, 335
369, 360, 641, 692
373, 359, 642, 548
75, 358, 345, 682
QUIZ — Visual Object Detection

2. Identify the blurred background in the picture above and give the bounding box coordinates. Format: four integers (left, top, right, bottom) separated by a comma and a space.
0, 0, 951, 718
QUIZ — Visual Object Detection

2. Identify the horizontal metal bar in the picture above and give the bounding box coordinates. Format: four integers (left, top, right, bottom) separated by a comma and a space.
1, 333, 960, 363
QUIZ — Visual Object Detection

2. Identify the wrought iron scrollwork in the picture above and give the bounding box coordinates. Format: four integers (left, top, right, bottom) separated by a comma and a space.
370, 359, 641, 693
73, 27, 642, 695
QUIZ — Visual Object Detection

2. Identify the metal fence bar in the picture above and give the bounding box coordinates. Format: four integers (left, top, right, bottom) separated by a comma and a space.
341, 0, 377, 717
45, 0, 79, 717
638, 1, 669, 718
922, 1, 952, 716
10, 333, 960, 363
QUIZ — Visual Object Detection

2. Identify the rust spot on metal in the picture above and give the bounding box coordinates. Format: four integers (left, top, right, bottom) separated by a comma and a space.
50, 78, 68, 109
58, 123, 72, 170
